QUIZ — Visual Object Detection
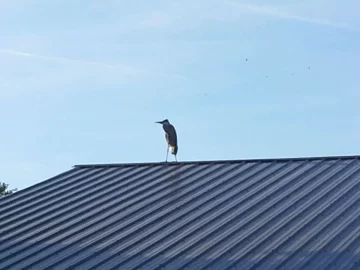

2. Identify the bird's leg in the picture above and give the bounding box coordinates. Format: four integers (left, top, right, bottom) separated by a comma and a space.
175, 155, 177, 162
166, 147, 169, 162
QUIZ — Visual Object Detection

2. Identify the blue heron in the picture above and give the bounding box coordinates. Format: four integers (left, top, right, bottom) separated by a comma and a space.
156, 119, 178, 162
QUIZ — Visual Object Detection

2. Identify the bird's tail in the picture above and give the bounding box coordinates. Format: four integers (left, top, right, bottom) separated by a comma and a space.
170, 145, 178, 155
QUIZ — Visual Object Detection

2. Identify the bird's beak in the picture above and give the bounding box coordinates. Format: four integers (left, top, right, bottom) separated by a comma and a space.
155, 121, 162, 124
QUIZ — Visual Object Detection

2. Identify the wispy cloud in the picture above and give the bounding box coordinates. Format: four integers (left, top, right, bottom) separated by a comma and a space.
0, 49, 186, 80
226, 1, 357, 30
0, 49, 135, 73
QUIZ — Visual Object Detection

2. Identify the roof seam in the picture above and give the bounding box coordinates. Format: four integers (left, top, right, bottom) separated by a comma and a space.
73, 155, 360, 168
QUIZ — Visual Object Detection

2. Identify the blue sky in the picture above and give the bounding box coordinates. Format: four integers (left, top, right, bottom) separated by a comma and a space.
0, 0, 359, 190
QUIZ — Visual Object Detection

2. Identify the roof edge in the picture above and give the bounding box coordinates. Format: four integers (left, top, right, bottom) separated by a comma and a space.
74, 154, 360, 168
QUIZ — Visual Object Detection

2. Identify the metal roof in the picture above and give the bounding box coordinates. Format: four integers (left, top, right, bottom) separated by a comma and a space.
1, 155, 360, 270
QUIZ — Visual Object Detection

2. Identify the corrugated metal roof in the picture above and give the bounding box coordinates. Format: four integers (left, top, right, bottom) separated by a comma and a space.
1, 155, 360, 270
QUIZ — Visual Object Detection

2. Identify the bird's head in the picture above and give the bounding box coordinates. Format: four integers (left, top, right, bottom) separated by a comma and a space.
155, 119, 170, 125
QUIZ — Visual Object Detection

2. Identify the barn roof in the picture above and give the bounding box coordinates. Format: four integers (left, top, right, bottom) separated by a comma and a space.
1, 155, 360, 269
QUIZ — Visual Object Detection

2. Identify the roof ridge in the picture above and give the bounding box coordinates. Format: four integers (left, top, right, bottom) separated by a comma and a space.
73, 154, 360, 168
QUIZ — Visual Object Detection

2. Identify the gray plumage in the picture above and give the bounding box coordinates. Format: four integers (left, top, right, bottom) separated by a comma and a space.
156, 119, 178, 162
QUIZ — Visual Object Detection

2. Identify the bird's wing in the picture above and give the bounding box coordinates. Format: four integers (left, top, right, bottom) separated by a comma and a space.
163, 124, 177, 146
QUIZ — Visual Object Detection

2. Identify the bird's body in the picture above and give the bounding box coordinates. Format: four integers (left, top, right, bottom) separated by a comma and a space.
163, 124, 178, 155
156, 119, 178, 162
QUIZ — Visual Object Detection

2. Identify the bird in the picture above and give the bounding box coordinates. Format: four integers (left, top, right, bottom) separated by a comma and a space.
156, 119, 178, 162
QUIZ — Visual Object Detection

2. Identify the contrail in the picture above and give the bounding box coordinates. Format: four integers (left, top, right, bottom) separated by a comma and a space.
227, 2, 358, 31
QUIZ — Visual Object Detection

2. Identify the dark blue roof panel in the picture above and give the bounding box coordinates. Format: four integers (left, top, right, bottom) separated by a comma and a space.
1, 156, 360, 270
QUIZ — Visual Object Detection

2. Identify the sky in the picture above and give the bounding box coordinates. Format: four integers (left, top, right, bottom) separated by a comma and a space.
0, 0, 359, 191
